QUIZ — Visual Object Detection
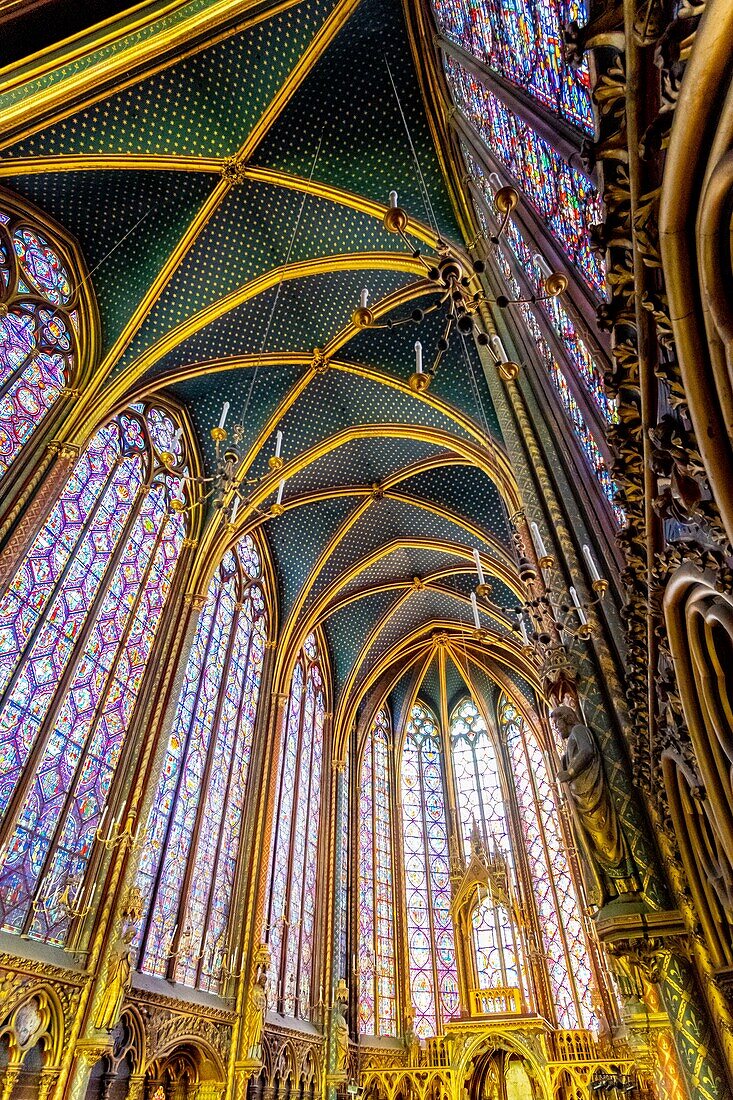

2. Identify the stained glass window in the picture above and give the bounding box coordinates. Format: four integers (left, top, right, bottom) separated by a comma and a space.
446, 58, 605, 297
462, 154, 620, 520
464, 148, 612, 422
0, 208, 80, 481
401, 703, 458, 1038
358, 708, 397, 1036
499, 695, 597, 1028
266, 633, 326, 1019
0, 403, 188, 945
337, 753, 350, 990
135, 534, 267, 993
519, 303, 623, 522
449, 699, 528, 1004
432, 0, 593, 132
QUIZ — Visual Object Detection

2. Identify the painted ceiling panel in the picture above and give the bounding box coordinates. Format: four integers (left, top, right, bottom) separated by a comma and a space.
124, 267, 417, 380
324, 588, 404, 699
352, 588, 497, 698
265, 494, 358, 617
345, 291, 502, 436
444, 653, 470, 714
451, 660, 499, 721
282, 436, 445, 497
336, 545, 470, 601
111, 181, 405, 371
302, 495, 503, 613
247, 370, 475, 488
437, 571, 517, 613
254, 0, 462, 242
169, 364, 302, 476
397, 463, 511, 545
2, 170, 215, 350
416, 654, 441, 717
5, 0, 340, 160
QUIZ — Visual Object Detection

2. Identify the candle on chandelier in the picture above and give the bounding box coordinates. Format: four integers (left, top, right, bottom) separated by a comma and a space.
473, 547, 485, 586
533, 252, 553, 280
99, 803, 108, 829
569, 586, 587, 626
489, 172, 502, 190
230, 496, 240, 524
275, 429, 283, 459
530, 521, 548, 561
415, 340, 423, 373
582, 544, 601, 584
218, 401, 230, 430
470, 591, 481, 630
276, 479, 285, 507
518, 614, 529, 647
360, 288, 369, 309
491, 334, 508, 362
174, 427, 183, 446
389, 190, 398, 208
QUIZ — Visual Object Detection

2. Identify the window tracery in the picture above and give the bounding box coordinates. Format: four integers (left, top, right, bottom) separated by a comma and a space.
449, 698, 527, 1004
401, 702, 459, 1038
498, 695, 597, 1028
433, 0, 593, 133
464, 153, 620, 520
266, 633, 326, 1019
445, 58, 605, 298
358, 707, 397, 1036
0, 207, 81, 481
135, 534, 267, 992
0, 403, 188, 945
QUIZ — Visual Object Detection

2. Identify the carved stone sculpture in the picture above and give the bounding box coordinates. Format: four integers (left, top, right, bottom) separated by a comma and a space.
94, 887, 144, 1033
94, 927, 134, 1032
551, 705, 638, 908
244, 944, 270, 1062
332, 978, 349, 1076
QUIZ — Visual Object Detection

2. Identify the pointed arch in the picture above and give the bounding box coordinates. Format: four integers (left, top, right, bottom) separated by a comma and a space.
0, 188, 97, 486
0, 401, 190, 945
498, 692, 597, 1028
357, 705, 398, 1036
266, 632, 328, 1020
135, 532, 268, 992
400, 701, 459, 1038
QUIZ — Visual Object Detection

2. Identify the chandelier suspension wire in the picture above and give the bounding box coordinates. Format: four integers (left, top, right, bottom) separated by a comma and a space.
239, 126, 326, 428
384, 54, 439, 234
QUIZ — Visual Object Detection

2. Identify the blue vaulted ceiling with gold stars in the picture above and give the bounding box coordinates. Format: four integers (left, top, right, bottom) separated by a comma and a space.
0, 0, 533, 725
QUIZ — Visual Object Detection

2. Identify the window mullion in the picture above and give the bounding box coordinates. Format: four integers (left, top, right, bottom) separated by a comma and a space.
138, 577, 227, 962
23, 508, 169, 939
195, 598, 257, 989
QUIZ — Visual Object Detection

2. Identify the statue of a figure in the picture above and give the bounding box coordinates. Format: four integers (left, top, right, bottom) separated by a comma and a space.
403, 1007, 420, 1068
245, 945, 270, 1062
332, 979, 349, 1075
94, 926, 134, 1031
551, 705, 638, 909
94, 887, 144, 1032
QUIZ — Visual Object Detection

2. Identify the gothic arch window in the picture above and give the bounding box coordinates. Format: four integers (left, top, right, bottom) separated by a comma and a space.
464, 151, 620, 521
0, 403, 188, 945
498, 694, 597, 1028
266, 633, 326, 1019
400, 702, 458, 1038
0, 200, 91, 482
445, 58, 604, 298
449, 698, 528, 1006
432, 0, 593, 132
357, 707, 397, 1036
135, 534, 267, 992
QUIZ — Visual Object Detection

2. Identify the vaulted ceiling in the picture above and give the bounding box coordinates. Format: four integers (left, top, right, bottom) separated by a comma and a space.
0, 0, 536, 725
